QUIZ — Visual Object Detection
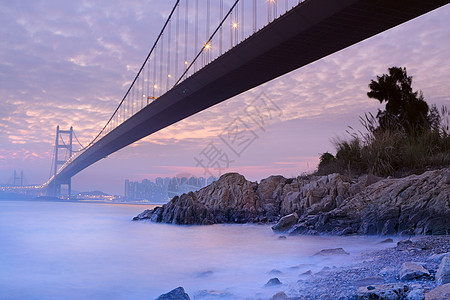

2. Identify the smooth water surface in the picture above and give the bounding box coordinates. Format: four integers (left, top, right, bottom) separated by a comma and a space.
0, 200, 393, 299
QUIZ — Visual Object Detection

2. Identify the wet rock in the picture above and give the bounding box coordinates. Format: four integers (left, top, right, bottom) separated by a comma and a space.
425, 283, 450, 299
428, 252, 450, 263
196, 270, 213, 277
272, 213, 299, 232
265, 278, 282, 287
300, 270, 312, 276
193, 290, 232, 299
436, 254, 450, 285
352, 276, 385, 287
270, 291, 289, 300
398, 239, 414, 247
156, 287, 190, 300
256, 175, 287, 220
268, 269, 282, 275
314, 248, 349, 256
400, 262, 430, 281
134, 169, 450, 236
406, 286, 425, 300
356, 283, 409, 299
293, 169, 450, 236
379, 238, 394, 244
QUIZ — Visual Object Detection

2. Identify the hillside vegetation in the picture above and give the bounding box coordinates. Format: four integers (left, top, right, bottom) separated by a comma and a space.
317, 67, 449, 177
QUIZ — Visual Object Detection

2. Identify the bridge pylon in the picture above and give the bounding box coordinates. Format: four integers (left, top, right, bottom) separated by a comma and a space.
13, 170, 24, 186
47, 125, 73, 199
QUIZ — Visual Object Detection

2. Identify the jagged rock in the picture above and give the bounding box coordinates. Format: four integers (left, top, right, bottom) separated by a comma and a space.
156, 287, 190, 300
272, 213, 299, 232
265, 278, 282, 287
425, 283, 450, 299
256, 176, 287, 220
436, 254, 450, 285
133, 169, 450, 236
314, 248, 349, 256
400, 262, 430, 281
356, 283, 409, 299
270, 291, 289, 300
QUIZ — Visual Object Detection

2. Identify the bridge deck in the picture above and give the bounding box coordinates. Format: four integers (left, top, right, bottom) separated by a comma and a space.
51, 0, 449, 186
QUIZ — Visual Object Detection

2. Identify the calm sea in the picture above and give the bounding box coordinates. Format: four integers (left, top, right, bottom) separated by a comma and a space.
0, 200, 392, 299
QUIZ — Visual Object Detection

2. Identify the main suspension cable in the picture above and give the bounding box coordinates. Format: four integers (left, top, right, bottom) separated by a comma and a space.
76, 0, 180, 152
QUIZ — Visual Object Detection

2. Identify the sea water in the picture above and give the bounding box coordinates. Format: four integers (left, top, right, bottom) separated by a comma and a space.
0, 200, 393, 299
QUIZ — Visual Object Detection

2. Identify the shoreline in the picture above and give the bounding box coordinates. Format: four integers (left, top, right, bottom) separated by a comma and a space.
277, 235, 449, 299
154, 234, 449, 299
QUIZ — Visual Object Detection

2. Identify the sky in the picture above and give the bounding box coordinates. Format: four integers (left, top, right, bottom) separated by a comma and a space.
0, 1, 449, 195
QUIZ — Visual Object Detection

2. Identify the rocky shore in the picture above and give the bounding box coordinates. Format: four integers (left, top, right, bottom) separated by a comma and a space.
133, 168, 449, 235
154, 236, 450, 299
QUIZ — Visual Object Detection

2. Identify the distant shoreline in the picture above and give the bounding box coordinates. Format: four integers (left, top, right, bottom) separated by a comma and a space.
0, 197, 163, 206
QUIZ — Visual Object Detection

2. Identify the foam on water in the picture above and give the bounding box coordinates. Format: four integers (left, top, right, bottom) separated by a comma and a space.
0, 200, 393, 299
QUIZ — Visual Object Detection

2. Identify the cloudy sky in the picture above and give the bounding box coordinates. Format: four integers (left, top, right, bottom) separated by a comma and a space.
1, 0, 449, 195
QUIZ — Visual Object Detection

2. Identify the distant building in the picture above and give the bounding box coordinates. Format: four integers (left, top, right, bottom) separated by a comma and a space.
124, 175, 216, 202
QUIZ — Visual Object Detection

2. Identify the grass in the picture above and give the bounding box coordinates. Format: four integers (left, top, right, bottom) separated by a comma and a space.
317, 106, 450, 177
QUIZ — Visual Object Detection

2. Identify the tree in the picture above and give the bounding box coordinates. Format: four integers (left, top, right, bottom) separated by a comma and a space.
367, 67, 429, 134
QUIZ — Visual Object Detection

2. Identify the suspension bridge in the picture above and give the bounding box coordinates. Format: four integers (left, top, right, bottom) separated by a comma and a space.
36, 0, 448, 197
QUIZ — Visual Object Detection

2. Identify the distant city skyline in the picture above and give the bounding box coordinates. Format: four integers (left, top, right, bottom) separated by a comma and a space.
125, 175, 217, 202
1, 1, 449, 195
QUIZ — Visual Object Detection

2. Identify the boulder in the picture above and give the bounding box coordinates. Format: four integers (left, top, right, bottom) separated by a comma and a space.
356, 283, 409, 299
436, 254, 450, 285
156, 287, 190, 300
270, 291, 289, 299
272, 213, 299, 232
265, 278, 282, 287
425, 283, 450, 300
428, 252, 450, 263
300, 270, 312, 276
314, 248, 349, 256
400, 262, 430, 281
398, 240, 414, 247
406, 286, 425, 300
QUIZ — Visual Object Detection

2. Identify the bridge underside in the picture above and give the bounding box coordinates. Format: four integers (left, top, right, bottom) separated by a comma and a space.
50, 0, 449, 187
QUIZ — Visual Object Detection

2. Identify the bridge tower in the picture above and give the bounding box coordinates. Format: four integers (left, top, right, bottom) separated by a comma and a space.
13, 170, 23, 186
48, 126, 73, 198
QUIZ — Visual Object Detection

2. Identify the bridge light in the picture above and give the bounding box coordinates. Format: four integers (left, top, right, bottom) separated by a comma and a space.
204, 43, 211, 50
168, 74, 171, 78
232, 22, 238, 29
184, 61, 188, 65
153, 84, 158, 89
